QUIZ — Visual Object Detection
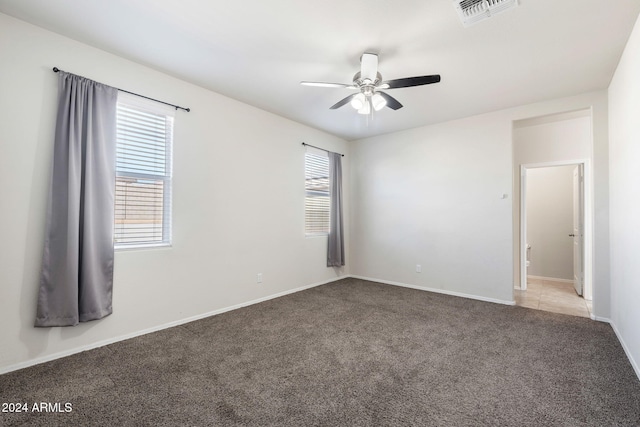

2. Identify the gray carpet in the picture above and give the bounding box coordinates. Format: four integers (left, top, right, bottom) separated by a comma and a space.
1, 278, 639, 426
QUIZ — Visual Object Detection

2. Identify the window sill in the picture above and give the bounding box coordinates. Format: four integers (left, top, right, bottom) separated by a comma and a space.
115, 243, 172, 252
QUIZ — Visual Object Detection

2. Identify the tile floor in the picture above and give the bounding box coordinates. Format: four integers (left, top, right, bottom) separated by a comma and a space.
514, 277, 592, 318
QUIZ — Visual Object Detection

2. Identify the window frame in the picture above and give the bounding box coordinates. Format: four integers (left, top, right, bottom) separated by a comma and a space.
304, 147, 331, 237
114, 93, 174, 250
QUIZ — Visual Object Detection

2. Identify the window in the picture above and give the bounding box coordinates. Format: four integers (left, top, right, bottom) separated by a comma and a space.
114, 94, 174, 248
304, 149, 330, 235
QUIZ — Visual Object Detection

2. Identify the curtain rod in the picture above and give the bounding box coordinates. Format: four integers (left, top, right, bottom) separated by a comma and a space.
302, 142, 344, 157
52, 67, 190, 112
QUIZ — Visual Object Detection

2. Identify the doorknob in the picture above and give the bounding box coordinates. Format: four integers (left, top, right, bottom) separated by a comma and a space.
569, 234, 575, 237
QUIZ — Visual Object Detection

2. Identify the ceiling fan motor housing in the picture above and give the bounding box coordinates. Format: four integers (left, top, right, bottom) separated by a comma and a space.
353, 71, 383, 88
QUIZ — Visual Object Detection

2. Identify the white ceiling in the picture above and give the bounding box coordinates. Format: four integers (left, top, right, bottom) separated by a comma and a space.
1, 0, 639, 140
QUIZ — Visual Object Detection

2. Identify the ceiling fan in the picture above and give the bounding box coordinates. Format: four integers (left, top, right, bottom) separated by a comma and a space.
301, 53, 441, 114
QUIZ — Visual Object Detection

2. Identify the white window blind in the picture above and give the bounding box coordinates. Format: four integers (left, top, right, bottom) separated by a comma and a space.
114, 95, 174, 248
305, 149, 330, 235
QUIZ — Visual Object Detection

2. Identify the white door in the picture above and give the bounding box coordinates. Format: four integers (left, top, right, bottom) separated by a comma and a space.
572, 165, 584, 296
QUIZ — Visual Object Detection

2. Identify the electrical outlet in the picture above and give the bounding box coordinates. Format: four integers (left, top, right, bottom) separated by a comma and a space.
416, 264, 422, 273
257, 273, 263, 284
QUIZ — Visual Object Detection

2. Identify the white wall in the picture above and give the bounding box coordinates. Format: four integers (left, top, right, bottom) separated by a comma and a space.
0, 13, 350, 373
513, 114, 592, 163
349, 114, 514, 303
608, 13, 640, 378
526, 166, 574, 280
350, 91, 609, 311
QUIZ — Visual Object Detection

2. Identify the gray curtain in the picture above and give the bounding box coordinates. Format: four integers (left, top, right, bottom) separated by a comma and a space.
327, 152, 345, 267
35, 71, 118, 327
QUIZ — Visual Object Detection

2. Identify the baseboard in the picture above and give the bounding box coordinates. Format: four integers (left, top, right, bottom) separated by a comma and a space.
593, 317, 640, 381
0, 275, 348, 376
348, 275, 516, 306
590, 314, 609, 322
527, 275, 574, 284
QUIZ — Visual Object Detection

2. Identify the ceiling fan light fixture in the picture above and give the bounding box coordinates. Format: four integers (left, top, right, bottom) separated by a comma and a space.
357, 100, 371, 115
371, 93, 387, 111
351, 93, 365, 110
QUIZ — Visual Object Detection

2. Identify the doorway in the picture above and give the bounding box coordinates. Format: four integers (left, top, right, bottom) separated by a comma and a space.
516, 160, 592, 318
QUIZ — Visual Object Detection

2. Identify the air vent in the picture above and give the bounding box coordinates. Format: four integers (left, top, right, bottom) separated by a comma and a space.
454, 0, 519, 27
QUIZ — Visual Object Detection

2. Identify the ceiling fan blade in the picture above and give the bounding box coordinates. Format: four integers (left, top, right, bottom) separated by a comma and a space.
377, 92, 403, 110
360, 53, 378, 82
383, 75, 441, 89
301, 81, 351, 88
330, 93, 359, 109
